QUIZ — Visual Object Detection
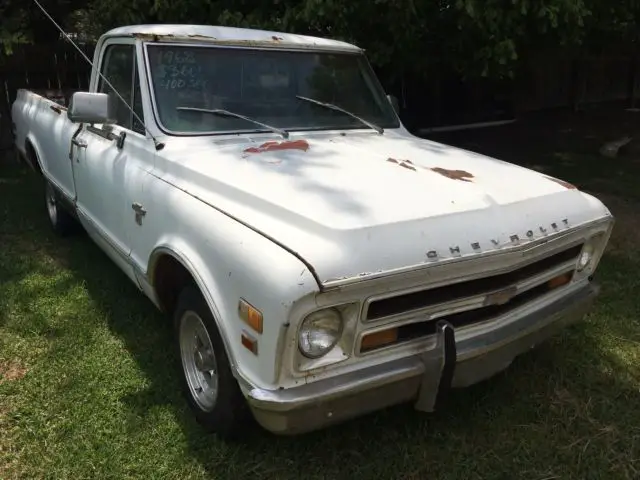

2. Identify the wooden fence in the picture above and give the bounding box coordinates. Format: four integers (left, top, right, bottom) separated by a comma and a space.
0, 42, 93, 153
515, 52, 639, 112
391, 53, 640, 131
1, 41, 638, 152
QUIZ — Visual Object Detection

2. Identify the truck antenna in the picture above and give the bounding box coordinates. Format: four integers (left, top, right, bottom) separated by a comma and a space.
31, 0, 165, 150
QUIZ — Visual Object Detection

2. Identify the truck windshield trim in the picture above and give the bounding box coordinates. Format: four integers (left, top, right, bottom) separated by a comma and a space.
142, 42, 400, 137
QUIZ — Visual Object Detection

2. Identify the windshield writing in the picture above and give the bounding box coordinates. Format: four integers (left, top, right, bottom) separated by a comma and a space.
146, 45, 399, 134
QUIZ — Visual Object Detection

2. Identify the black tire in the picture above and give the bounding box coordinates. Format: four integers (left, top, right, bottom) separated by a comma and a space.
45, 180, 77, 236
173, 284, 251, 439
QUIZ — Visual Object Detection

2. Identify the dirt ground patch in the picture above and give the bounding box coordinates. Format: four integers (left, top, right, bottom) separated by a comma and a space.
0, 360, 28, 383
0, 398, 19, 479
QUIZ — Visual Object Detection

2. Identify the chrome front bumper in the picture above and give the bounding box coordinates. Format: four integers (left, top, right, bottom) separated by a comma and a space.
247, 282, 600, 435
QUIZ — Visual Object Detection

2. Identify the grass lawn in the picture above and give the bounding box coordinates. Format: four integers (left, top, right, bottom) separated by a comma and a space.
1, 106, 640, 479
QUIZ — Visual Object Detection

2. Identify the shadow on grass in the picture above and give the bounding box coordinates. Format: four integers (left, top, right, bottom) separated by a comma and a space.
1, 157, 639, 478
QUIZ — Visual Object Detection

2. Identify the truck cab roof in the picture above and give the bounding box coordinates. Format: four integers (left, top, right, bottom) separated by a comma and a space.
102, 24, 362, 53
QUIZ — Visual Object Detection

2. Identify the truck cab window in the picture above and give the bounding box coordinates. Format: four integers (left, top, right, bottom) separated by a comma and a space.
98, 44, 145, 134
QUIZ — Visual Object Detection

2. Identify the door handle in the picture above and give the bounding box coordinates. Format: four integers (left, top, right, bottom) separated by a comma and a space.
132, 202, 147, 226
132, 203, 146, 215
72, 138, 88, 148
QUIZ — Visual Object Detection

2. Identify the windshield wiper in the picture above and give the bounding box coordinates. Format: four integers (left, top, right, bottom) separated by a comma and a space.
295, 95, 384, 134
176, 106, 289, 139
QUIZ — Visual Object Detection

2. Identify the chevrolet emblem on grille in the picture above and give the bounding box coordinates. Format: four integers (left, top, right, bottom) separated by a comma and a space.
484, 286, 518, 306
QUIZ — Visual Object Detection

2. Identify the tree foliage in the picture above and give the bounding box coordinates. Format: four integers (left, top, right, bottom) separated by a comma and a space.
2, 0, 640, 78
0, 3, 30, 54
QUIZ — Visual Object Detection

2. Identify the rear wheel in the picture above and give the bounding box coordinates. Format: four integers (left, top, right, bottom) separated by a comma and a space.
174, 284, 251, 439
45, 181, 76, 236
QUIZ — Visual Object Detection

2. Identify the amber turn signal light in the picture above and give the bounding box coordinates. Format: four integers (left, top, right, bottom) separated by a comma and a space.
241, 330, 258, 355
361, 328, 398, 352
548, 272, 573, 290
238, 298, 263, 333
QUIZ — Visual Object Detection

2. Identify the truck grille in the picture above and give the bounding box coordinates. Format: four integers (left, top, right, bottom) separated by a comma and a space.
359, 243, 583, 353
365, 244, 582, 321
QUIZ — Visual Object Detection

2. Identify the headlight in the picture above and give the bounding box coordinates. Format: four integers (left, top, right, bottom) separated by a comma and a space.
576, 232, 608, 273
577, 242, 595, 271
298, 308, 344, 359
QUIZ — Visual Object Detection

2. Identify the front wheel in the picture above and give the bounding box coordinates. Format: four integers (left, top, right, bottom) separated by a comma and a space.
173, 284, 251, 439
45, 181, 77, 236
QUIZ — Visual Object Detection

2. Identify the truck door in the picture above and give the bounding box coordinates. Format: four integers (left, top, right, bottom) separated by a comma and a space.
72, 40, 152, 285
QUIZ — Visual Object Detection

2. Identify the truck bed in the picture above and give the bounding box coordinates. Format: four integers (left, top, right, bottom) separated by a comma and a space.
11, 88, 81, 201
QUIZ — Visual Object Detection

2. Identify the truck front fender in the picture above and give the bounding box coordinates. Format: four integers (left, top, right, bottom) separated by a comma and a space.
139, 186, 319, 391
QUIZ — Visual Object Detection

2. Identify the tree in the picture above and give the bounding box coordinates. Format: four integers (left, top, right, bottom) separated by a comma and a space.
5, 0, 640, 81
1, 0, 90, 53
0, 3, 29, 54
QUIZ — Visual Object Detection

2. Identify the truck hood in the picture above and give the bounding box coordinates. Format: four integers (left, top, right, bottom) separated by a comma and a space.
159, 131, 610, 285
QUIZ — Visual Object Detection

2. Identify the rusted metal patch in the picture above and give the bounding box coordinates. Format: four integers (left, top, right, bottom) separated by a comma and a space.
483, 286, 518, 306
388, 159, 473, 179
399, 162, 417, 171
243, 139, 310, 156
134, 32, 218, 41
130, 32, 362, 53
545, 176, 577, 190
431, 167, 474, 182
387, 157, 417, 171
135, 34, 291, 47
188, 34, 218, 40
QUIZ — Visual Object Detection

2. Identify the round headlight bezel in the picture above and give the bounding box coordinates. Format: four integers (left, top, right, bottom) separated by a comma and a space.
297, 307, 344, 359
576, 240, 597, 272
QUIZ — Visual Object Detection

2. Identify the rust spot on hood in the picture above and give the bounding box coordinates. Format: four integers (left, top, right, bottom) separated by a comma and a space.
431, 167, 474, 182
243, 139, 310, 155
387, 157, 417, 171
545, 176, 577, 190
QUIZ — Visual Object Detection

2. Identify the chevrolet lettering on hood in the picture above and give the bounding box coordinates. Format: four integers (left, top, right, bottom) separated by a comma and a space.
426, 218, 571, 260
11, 23, 614, 438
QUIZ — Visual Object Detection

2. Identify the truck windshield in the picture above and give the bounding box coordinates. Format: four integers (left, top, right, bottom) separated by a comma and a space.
145, 44, 400, 135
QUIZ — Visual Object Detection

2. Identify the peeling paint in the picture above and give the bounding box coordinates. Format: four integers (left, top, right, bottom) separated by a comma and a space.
133, 33, 160, 41
188, 34, 218, 40
545, 176, 577, 190
399, 162, 417, 171
243, 139, 310, 156
133, 33, 327, 49
387, 157, 417, 171
133, 32, 217, 41
431, 167, 474, 182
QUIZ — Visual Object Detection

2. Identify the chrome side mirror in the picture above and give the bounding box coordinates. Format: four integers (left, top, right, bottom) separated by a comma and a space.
67, 92, 113, 124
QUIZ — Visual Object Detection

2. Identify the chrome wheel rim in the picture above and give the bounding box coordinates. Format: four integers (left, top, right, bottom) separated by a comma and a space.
179, 311, 219, 411
45, 184, 57, 224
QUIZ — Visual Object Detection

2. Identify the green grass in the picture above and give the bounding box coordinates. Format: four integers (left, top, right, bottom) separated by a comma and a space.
2, 111, 640, 479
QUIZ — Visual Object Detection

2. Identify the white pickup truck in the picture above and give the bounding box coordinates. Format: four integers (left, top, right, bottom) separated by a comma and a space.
11, 24, 614, 438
